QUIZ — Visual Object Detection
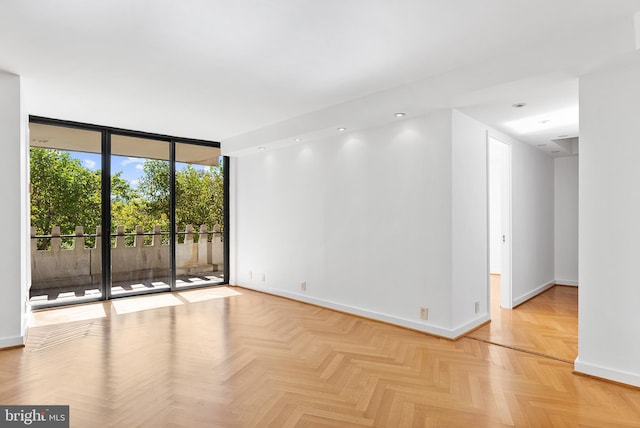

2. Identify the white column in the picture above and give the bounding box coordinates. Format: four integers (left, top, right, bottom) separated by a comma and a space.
577, 55, 640, 387
0, 70, 27, 348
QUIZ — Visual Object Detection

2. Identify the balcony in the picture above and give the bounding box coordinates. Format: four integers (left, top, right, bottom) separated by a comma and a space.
30, 224, 224, 307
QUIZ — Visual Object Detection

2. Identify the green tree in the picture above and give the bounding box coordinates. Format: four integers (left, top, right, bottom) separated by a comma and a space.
111, 171, 138, 203
137, 160, 170, 225
111, 198, 170, 245
30, 148, 102, 248
208, 162, 225, 229
31, 150, 224, 248
176, 164, 224, 232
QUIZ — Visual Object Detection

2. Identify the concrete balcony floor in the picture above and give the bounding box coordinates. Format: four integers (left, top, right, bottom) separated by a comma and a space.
29, 270, 225, 308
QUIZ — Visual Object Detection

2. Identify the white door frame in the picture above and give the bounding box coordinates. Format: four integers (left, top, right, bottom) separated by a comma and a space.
487, 134, 513, 309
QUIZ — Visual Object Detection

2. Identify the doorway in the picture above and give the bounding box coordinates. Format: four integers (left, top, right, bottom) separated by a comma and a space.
488, 136, 512, 310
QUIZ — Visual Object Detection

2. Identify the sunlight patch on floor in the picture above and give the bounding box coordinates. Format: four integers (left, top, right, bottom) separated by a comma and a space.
31, 302, 107, 327
112, 293, 184, 315
178, 286, 241, 303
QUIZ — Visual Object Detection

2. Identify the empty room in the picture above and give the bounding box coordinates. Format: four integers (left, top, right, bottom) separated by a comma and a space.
1, 1, 640, 426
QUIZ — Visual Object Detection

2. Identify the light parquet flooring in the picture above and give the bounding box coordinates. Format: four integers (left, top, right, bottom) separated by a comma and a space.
467, 275, 578, 363
1, 286, 639, 427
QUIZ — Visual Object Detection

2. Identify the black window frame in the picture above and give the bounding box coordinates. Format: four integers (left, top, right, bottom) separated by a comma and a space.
28, 115, 230, 305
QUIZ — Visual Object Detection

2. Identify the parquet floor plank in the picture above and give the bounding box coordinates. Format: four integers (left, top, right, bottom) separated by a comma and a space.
467, 275, 578, 362
0, 285, 638, 427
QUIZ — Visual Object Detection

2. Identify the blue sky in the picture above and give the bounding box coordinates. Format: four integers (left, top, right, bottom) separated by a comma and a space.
74, 152, 145, 186
71, 151, 213, 188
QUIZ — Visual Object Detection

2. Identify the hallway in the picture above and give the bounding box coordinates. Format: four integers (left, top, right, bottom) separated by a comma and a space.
466, 275, 578, 363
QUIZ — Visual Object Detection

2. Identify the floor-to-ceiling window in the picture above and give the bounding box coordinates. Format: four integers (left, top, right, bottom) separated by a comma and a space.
29, 122, 104, 305
174, 142, 226, 289
28, 117, 228, 308
109, 134, 172, 298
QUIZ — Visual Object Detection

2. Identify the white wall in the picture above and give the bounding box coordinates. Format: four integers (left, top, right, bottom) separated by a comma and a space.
451, 111, 489, 331
0, 70, 29, 348
233, 111, 459, 336
577, 54, 640, 387
554, 156, 579, 285
231, 108, 556, 337
509, 133, 555, 305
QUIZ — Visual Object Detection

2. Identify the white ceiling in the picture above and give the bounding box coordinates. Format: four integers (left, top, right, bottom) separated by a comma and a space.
1, 1, 640, 156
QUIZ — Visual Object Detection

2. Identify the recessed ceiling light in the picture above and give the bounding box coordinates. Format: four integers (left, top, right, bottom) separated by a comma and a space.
294, 138, 301, 142
337, 127, 346, 132
512, 103, 527, 108
394, 112, 406, 118
504, 106, 578, 134
557, 134, 569, 138
258, 146, 266, 151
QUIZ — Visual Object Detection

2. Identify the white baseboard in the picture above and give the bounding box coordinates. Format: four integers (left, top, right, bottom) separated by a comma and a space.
237, 283, 485, 339
0, 335, 25, 349
449, 314, 491, 339
22, 310, 31, 343
513, 280, 555, 307
574, 357, 640, 388
555, 279, 578, 286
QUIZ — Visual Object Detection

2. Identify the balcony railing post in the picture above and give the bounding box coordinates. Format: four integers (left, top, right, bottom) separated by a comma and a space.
74, 226, 85, 251
185, 224, 194, 244
95, 226, 102, 249
198, 224, 208, 243
152, 225, 161, 247
135, 225, 144, 247
30, 226, 37, 253
198, 224, 208, 266
115, 225, 125, 248
51, 226, 61, 252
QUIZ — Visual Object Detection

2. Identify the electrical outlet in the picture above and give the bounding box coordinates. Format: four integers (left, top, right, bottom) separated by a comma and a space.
301, 281, 307, 291
420, 307, 428, 320
475, 301, 480, 314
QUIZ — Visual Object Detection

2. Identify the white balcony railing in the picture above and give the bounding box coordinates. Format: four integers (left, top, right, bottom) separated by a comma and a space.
30, 224, 223, 290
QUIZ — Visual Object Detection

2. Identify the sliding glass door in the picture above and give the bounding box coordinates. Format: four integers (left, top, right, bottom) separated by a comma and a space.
29, 123, 104, 306
110, 135, 172, 297
174, 143, 225, 288
28, 117, 227, 308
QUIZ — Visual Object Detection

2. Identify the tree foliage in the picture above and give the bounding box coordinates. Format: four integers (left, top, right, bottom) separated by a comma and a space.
30, 148, 224, 248
30, 148, 101, 238
137, 160, 171, 225
176, 164, 224, 231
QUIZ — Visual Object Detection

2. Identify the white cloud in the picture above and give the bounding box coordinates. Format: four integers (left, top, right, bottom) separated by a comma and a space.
83, 159, 96, 169
135, 163, 144, 171
130, 179, 139, 187
121, 157, 146, 166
